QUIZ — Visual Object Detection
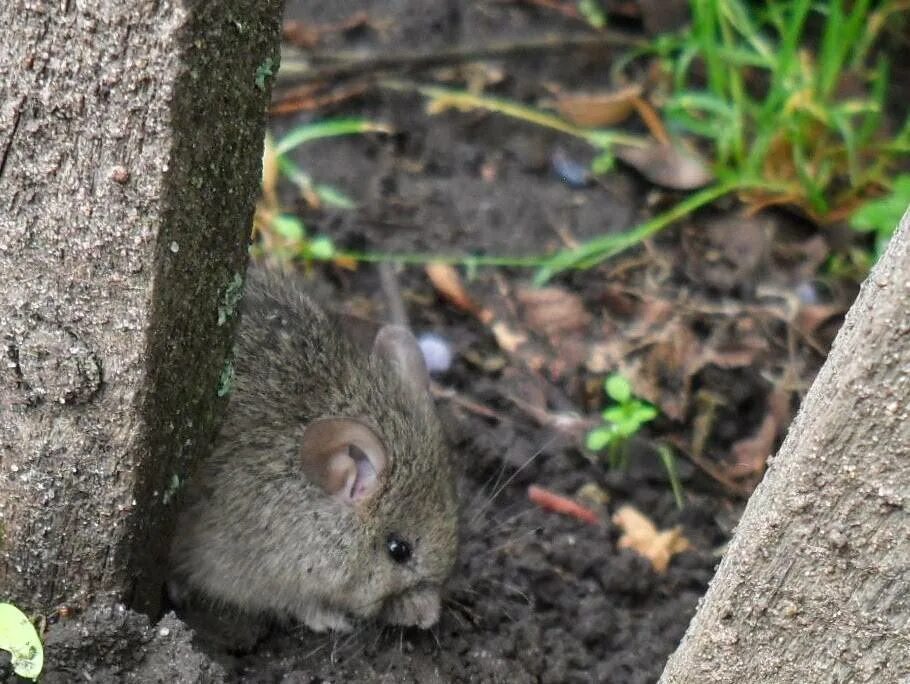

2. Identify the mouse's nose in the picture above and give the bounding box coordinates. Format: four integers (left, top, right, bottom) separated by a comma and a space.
381, 585, 442, 629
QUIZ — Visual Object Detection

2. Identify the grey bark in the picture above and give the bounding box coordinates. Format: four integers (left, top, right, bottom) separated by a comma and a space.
661, 208, 910, 682
0, 0, 282, 615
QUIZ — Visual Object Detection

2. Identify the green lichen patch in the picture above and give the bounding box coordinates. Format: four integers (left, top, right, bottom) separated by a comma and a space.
217, 358, 234, 397
217, 273, 244, 326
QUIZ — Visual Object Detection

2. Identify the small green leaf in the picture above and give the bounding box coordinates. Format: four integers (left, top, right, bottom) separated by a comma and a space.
0, 603, 43, 680
602, 406, 629, 424
605, 374, 632, 403
586, 427, 614, 451
272, 214, 306, 242
629, 403, 658, 424
307, 236, 336, 260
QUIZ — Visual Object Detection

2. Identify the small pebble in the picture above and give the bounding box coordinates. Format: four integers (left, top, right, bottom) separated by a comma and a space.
417, 332, 454, 374
794, 280, 821, 305
551, 148, 590, 189
170, 241, 179, 254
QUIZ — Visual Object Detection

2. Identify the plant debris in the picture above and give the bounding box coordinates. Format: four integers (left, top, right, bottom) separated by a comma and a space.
612, 505, 691, 573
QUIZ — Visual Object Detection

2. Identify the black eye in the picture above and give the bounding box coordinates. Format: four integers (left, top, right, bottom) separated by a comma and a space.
386, 533, 412, 564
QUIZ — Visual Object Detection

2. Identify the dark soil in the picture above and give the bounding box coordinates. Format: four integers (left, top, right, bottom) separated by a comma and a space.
26, 0, 904, 682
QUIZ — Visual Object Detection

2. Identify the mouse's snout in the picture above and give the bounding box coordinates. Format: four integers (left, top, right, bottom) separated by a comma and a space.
381, 585, 442, 629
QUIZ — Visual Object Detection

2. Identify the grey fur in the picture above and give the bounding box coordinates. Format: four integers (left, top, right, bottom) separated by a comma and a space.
169, 264, 458, 632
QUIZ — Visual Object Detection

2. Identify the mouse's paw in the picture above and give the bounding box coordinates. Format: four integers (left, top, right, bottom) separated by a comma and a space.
300, 604, 353, 633
382, 586, 441, 629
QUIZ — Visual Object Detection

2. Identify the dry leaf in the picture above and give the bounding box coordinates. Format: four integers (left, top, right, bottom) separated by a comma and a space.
490, 321, 528, 353
516, 286, 592, 337
615, 141, 713, 190
612, 505, 691, 573
425, 263, 487, 319
631, 96, 670, 145
553, 85, 643, 127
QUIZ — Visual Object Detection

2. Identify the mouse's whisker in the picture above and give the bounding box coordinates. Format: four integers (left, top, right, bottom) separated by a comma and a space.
469, 433, 558, 527
469, 455, 511, 511
470, 525, 545, 561
474, 505, 536, 537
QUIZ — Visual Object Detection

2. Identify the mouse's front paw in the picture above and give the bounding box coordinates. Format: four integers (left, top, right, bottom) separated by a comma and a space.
300, 604, 353, 633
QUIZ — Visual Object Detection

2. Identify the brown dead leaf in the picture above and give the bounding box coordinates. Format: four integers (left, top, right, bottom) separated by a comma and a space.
491, 321, 529, 354
553, 85, 643, 127
516, 286, 592, 337
628, 318, 701, 420
615, 141, 713, 190
612, 505, 691, 573
425, 263, 489, 320
631, 96, 670, 146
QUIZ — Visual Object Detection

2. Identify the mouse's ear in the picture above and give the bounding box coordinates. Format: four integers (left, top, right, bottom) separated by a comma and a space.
300, 418, 388, 505
371, 325, 430, 398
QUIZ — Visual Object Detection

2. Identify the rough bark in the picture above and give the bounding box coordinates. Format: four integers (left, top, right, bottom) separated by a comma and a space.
661, 208, 910, 682
0, 0, 282, 615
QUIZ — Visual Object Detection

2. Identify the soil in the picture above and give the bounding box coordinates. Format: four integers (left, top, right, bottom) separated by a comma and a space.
17, 1, 906, 683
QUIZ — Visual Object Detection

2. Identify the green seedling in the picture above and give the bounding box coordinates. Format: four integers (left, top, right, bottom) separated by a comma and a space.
587, 374, 659, 467
0, 603, 43, 680
587, 374, 685, 509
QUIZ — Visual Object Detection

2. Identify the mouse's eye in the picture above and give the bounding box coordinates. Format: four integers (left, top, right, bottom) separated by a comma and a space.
386, 533, 412, 564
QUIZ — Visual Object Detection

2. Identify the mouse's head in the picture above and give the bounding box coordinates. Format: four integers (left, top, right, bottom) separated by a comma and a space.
296, 324, 459, 629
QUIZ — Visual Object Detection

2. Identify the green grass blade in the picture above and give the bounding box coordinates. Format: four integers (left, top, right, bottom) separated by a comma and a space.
657, 444, 686, 510
275, 118, 391, 155
535, 179, 745, 281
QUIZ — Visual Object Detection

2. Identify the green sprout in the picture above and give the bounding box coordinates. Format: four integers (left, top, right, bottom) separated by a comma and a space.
587, 374, 685, 509
587, 374, 658, 466
0, 603, 43, 680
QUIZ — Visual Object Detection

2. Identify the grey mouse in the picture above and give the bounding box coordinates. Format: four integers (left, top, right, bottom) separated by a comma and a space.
169, 263, 459, 632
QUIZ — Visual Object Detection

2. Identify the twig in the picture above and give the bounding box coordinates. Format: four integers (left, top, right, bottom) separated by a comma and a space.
276, 32, 645, 86
527, 484, 601, 525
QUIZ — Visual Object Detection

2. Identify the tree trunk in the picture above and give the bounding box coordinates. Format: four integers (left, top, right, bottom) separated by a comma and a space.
661, 208, 910, 682
0, 0, 282, 616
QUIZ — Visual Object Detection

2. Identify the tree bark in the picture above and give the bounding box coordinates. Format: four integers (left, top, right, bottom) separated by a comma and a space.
0, 0, 282, 615
661, 208, 910, 682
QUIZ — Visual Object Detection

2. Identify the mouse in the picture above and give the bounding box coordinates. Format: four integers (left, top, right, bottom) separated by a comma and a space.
169, 263, 459, 633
